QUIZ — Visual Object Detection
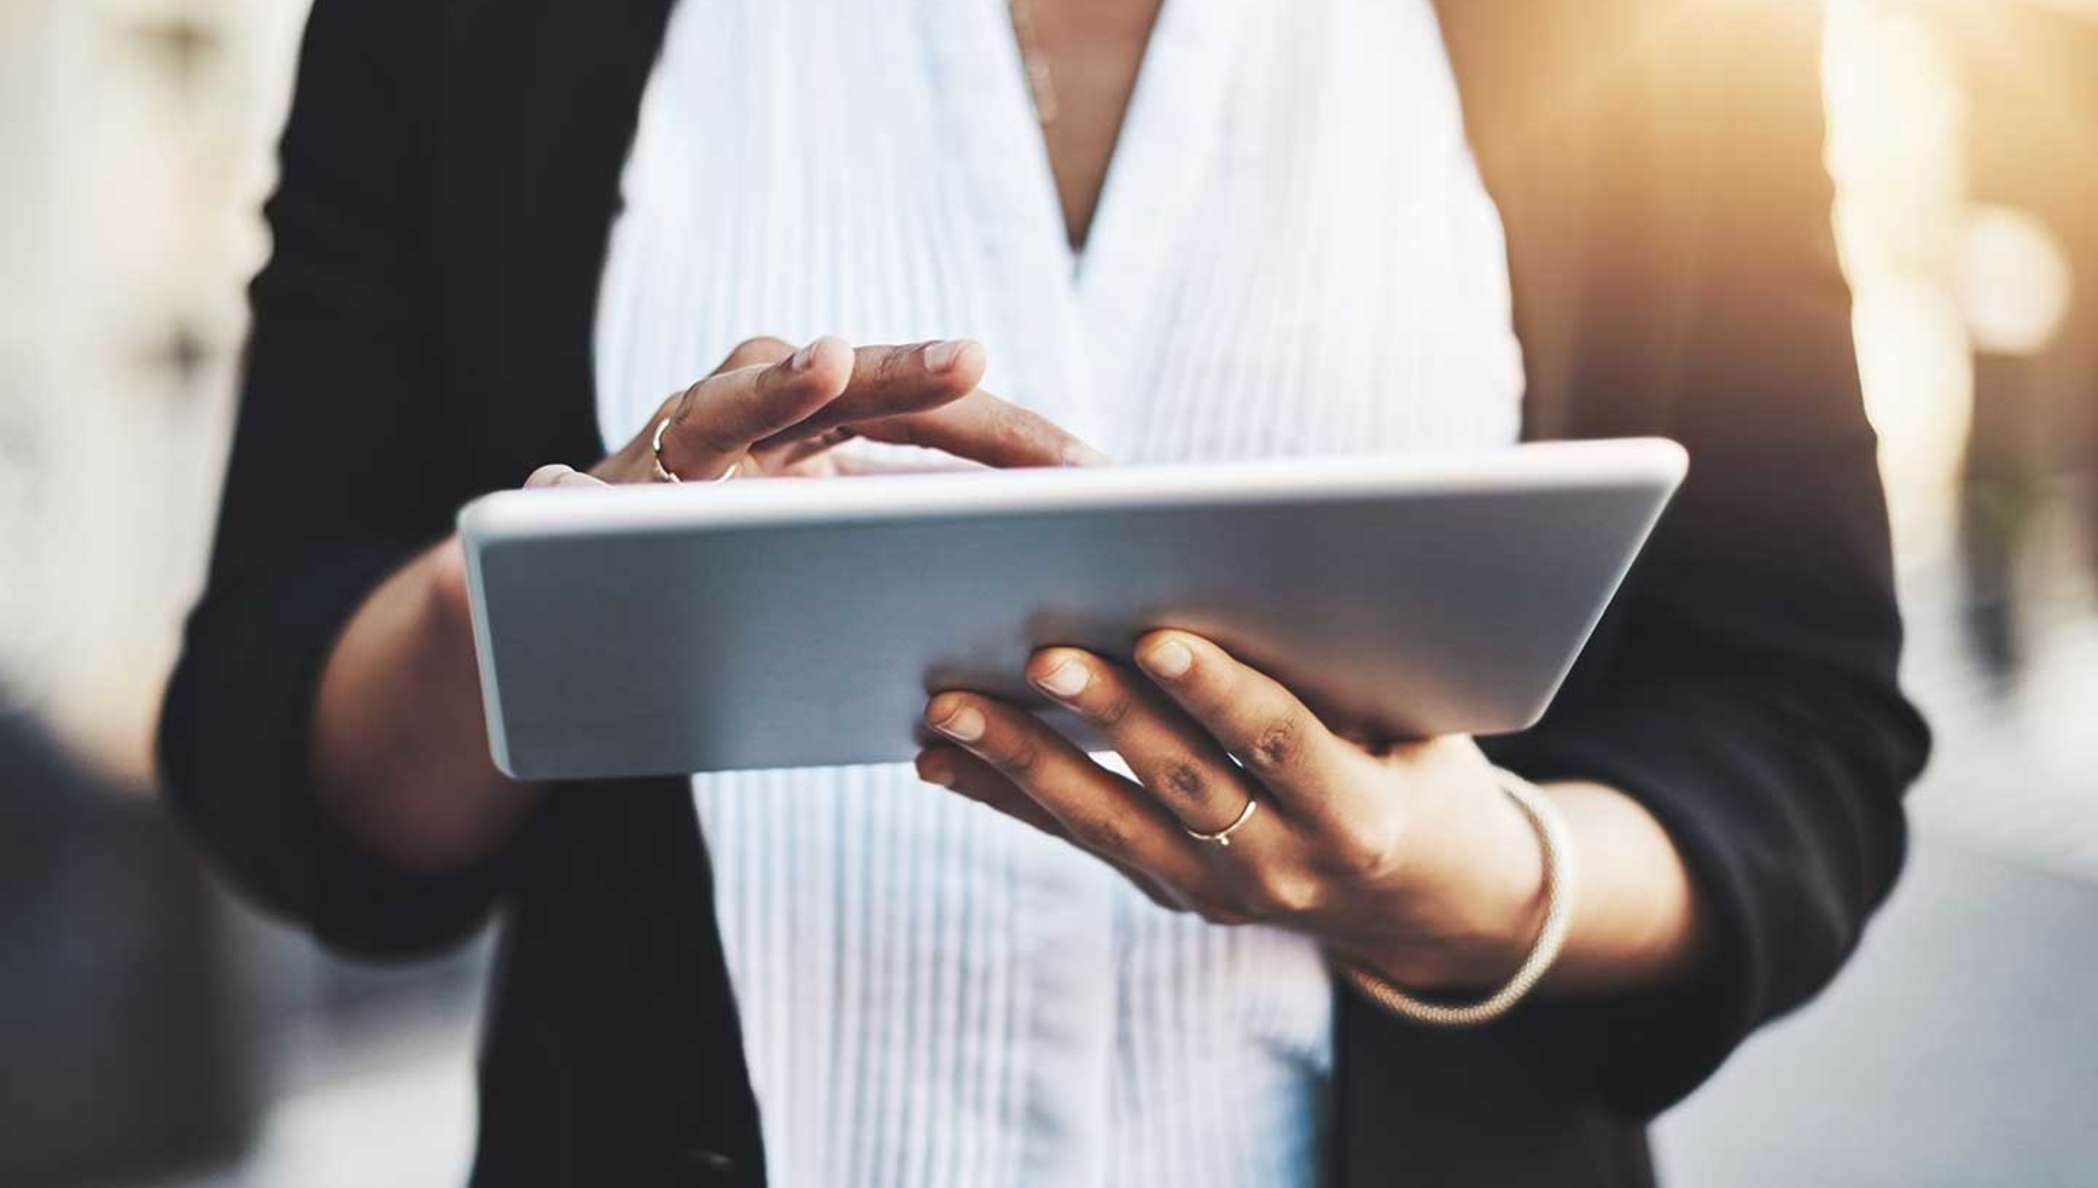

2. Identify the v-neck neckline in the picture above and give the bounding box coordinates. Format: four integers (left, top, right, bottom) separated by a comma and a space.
930, 0, 1248, 442
1065, 1, 1245, 300
1004, 0, 1247, 293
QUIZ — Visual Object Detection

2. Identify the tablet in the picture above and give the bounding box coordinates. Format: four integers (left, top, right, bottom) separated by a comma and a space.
459, 438, 1686, 781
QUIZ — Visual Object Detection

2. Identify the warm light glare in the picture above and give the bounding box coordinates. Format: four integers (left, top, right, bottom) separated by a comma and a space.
1959, 204, 2075, 356
1824, 0, 1974, 570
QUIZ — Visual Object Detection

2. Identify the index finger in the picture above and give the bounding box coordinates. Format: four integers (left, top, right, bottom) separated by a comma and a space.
751, 340, 988, 448
1131, 631, 1369, 820
851, 390, 1109, 469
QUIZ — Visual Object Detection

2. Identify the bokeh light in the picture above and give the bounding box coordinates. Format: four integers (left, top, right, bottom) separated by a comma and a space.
1959, 204, 2075, 356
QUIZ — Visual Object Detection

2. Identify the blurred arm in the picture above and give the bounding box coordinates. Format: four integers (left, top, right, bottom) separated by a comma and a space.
158, 0, 514, 957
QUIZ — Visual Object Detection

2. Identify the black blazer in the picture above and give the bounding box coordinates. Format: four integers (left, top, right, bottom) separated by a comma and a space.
159, 2, 1931, 1184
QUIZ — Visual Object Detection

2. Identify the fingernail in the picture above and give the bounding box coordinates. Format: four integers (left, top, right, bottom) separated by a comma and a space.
1062, 442, 1111, 468
790, 338, 827, 372
1032, 658, 1091, 699
929, 701, 986, 743
917, 754, 956, 788
923, 339, 974, 374
1139, 639, 1194, 680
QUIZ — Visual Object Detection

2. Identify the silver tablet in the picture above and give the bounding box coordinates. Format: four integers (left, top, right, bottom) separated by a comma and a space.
459, 439, 1686, 781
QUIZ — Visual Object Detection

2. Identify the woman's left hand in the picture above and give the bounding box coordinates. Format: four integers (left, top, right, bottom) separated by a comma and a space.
914, 630, 1557, 993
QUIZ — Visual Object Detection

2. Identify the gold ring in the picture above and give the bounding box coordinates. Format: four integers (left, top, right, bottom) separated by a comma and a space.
651, 415, 740, 484
1184, 797, 1259, 848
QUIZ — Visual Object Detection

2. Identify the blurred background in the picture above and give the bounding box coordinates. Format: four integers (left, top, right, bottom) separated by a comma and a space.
1, 0, 2092, 1185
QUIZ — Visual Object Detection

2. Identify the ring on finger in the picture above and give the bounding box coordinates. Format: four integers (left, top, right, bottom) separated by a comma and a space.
1183, 796, 1259, 848
652, 414, 741, 483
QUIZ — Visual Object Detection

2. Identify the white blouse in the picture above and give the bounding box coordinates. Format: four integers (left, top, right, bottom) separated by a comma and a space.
593, 1, 1524, 1185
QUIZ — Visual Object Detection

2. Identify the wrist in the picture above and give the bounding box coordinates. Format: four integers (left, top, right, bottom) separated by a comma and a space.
1354, 770, 1553, 993
1339, 771, 1578, 1027
314, 535, 533, 873
1468, 774, 1555, 981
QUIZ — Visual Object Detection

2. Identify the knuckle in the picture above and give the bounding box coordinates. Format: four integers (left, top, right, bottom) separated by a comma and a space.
1087, 688, 1136, 728
1154, 759, 1211, 806
992, 732, 1044, 776
1324, 822, 1403, 884
678, 400, 746, 455
1070, 811, 1135, 854
673, 378, 710, 412
877, 344, 917, 385
1244, 714, 1303, 772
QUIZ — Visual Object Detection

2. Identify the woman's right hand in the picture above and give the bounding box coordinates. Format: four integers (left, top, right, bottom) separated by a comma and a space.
316, 335, 1099, 872
532, 335, 1104, 489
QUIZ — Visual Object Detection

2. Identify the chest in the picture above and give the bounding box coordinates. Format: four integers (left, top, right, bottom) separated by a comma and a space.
592, 0, 1525, 467
1010, 0, 1164, 249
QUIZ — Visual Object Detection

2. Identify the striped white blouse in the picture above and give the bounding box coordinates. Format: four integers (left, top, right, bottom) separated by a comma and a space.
592, 1, 1524, 1184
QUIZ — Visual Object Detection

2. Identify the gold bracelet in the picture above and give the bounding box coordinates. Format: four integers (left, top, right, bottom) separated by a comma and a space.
1341, 769, 1575, 1028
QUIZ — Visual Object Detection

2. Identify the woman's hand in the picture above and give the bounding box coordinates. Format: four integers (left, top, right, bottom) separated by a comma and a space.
574, 335, 1103, 486
458, 333, 1103, 607
915, 631, 1710, 998
317, 334, 1100, 873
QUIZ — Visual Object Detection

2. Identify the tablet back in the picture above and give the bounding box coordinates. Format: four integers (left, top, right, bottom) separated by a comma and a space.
460, 440, 1685, 780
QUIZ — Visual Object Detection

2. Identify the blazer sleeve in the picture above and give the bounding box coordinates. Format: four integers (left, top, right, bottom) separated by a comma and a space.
158, 0, 505, 958
1469, 2, 1932, 1117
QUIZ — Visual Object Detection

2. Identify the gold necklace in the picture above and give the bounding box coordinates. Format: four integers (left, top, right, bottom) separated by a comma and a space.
1009, 0, 1059, 125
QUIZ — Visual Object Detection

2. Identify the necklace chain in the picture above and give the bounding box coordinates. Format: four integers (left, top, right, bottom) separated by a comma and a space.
1009, 0, 1060, 125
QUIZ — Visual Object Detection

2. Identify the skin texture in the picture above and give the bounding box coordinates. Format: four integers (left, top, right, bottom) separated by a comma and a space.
916, 634, 1708, 996
1023, 0, 1166, 249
